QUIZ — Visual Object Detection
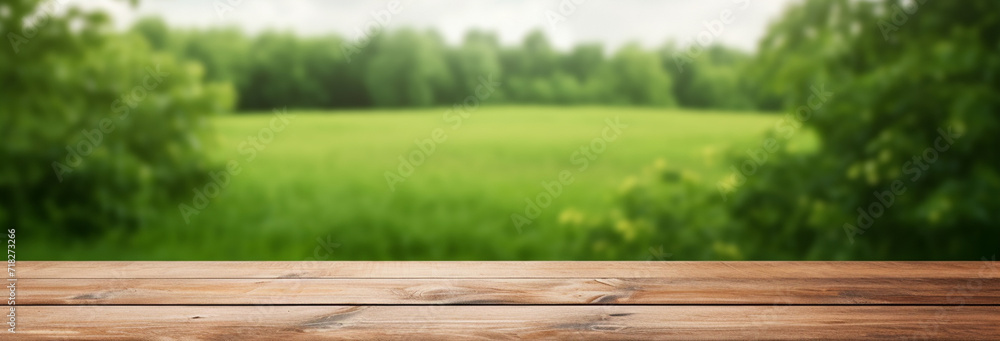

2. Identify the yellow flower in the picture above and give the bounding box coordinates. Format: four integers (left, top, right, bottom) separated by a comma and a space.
558, 208, 585, 226
615, 219, 637, 241
712, 241, 742, 259
618, 176, 638, 194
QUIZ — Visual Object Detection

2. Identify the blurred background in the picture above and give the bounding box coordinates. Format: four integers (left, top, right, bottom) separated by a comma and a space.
3, 0, 998, 260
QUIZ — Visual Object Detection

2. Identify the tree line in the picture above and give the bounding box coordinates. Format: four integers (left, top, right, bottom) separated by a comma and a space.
131, 17, 778, 112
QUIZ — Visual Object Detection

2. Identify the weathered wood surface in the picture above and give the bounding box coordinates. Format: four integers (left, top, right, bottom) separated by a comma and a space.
19, 277, 1000, 305
16, 305, 1000, 340
21, 261, 1000, 279
14, 261, 1000, 340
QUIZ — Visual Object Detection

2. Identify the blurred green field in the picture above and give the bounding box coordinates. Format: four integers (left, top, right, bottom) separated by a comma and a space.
30, 106, 808, 260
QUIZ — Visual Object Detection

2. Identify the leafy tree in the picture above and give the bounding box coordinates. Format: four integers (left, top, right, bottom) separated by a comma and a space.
240, 31, 304, 109
563, 44, 604, 83
521, 30, 559, 77
364, 29, 451, 107
605, 44, 675, 106
131, 16, 170, 51
603, 0, 1000, 260
1, 0, 233, 237
448, 30, 503, 101
306, 35, 371, 108
662, 44, 756, 110
738, 0, 1000, 259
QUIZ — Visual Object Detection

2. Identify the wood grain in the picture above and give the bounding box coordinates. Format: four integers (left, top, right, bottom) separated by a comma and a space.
19, 277, 1000, 305
16, 305, 1000, 340
21, 261, 1000, 279
13, 261, 999, 340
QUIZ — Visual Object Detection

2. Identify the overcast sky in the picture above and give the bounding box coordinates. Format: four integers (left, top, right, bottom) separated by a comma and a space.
81, 0, 800, 52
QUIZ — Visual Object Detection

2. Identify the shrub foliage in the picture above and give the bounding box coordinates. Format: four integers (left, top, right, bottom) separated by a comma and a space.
1, 0, 233, 237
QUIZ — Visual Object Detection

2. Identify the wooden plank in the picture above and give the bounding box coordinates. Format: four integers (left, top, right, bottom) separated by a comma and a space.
15, 261, 998, 338
15, 305, 1000, 340
19, 277, 1000, 305
20, 261, 1000, 279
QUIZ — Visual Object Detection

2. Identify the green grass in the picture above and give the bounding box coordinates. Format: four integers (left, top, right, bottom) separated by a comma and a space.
33, 106, 811, 260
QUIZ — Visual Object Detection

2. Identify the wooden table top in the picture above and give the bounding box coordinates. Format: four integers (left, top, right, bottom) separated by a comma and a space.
11, 261, 1000, 340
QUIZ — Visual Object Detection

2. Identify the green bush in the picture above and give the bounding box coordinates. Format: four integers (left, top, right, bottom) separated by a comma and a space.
1, 0, 233, 238
599, 0, 1000, 260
